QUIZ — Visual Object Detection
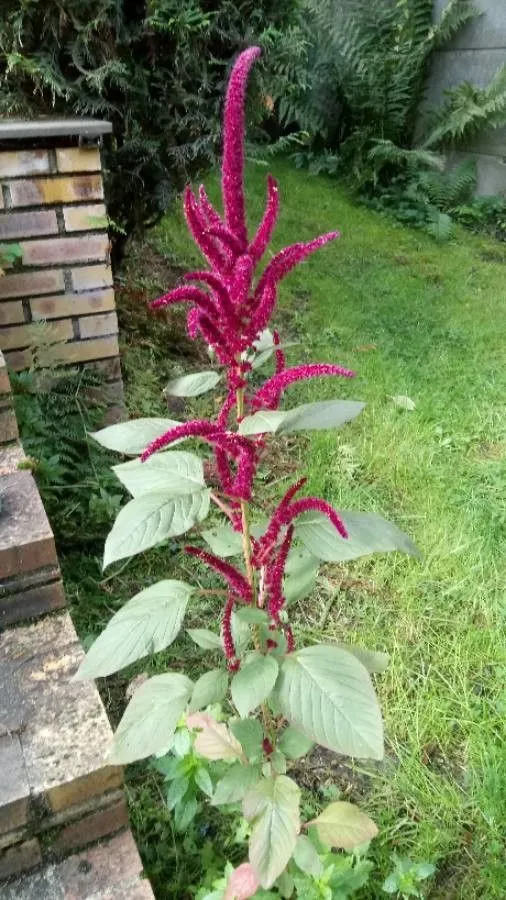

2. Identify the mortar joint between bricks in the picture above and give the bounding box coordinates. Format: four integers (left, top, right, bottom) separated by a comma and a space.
1, 184, 12, 209
63, 269, 73, 292
55, 208, 66, 234
48, 149, 58, 176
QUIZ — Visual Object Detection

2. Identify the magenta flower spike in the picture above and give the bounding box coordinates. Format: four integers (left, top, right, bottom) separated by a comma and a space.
185, 546, 252, 604
221, 46, 262, 248
248, 175, 280, 264
252, 363, 356, 410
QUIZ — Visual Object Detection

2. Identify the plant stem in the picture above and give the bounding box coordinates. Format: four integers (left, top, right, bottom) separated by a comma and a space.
236, 384, 255, 589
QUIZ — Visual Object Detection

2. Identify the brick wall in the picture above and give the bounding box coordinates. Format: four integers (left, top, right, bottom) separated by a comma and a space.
0, 142, 123, 410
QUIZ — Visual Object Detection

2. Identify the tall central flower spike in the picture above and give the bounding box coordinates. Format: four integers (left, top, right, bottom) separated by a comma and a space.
143, 45, 356, 651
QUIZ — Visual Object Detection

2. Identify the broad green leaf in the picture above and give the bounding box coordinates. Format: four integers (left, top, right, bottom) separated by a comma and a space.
187, 713, 244, 761
164, 370, 221, 397
212, 763, 262, 806
278, 726, 314, 760
340, 645, 390, 674
239, 400, 364, 436
274, 645, 384, 760
103, 488, 210, 567
231, 611, 252, 656
174, 795, 198, 831
202, 525, 243, 557
276, 871, 294, 899
235, 608, 269, 625
293, 835, 323, 877
312, 801, 378, 850
167, 776, 189, 810
230, 718, 264, 760
203, 522, 266, 558
295, 510, 420, 563
189, 669, 228, 712
90, 417, 180, 455
232, 655, 279, 717
76, 580, 193, 679
187, 628, 222, 650
242, 775, 300, 889
195, 767, 214, 797
112, 451, 205, 497
284, 548, 319, 605
391, 394, 415, 410
107, 673, 192, 764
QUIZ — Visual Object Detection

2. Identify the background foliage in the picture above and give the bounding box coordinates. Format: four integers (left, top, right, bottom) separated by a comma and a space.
0, 0, 298, 256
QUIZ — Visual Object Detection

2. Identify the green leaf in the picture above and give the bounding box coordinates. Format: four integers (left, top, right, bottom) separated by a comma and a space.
187, 713, 244, 761
232, 655, 279, 717
90, 417, 180, 455
107, 673, 192, 764
284, 548, 319, 605
112, 451, 205, 497
235, 608, 269, 625
76, 580, 193, 679
167, 776, 189, 810
312, 801, 378, 850
391, 394, 416, 411
340, 645, 390, 674
174, 794, 198, 831
230, 718, 264, 760
278, 726, 314, 760
212, 763, 262, 806
231, 611, 252, 656
293, 835, 323, 877
296, 510, 420, 563
103, 488, 211, 567
189, 669, 228, 712
164, 370, 221, 397
202, 522, 266, 558
187, 628, 222, 650
276, 870, 295, 898
242, 775, 300, 889
194, 767, 214, 797
202, 525, 243, 557
274, 645, 384, 760
239, 400, 364, 436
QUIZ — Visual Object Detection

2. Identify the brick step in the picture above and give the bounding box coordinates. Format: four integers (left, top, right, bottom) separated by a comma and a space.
0, 441, 65, 625
0, 612, 127, 882
1, 829, 154, 898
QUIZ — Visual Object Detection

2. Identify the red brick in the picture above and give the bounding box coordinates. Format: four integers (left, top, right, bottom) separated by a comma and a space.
0, 471, 58, 579
0, 734, 31, 837
70, 264, 113, 291
56, 147, 101, 173
48, 766, 123, 814
30, 288, 115, 320
8, 175, 103, 208
0, 319, 73, 352
0, 579, 66, 626
0, 150, 50, 178
20, 234, 109, 267
63, 203, 106, 232
0, 838, 41, 880
78, 312, 118, 339
0, 210, 58, 240
51, 797, 129, 854
0, 269, 65, 299
2, 348, 33, 370
0, 409, 19, 444
37, 335, 119, 366
0, 300, 25, 325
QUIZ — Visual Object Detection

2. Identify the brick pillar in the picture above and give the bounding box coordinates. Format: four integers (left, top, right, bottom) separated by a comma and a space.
0, 120, 123, 414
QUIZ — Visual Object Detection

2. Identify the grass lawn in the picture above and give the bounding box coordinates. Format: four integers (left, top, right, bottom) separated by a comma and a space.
67, 160, 505, 898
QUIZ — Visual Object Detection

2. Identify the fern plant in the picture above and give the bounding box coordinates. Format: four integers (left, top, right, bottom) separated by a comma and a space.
271, 0, 479, 184
423, 65, 506, 149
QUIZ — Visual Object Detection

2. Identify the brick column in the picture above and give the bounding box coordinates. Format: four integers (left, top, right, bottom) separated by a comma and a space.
0, 120, 123, 413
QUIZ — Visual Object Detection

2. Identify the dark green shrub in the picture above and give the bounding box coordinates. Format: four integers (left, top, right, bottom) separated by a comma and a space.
0, 0, 298, 257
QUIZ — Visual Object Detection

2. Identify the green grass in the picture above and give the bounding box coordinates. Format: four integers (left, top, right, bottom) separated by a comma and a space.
68, 159, 505, 898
